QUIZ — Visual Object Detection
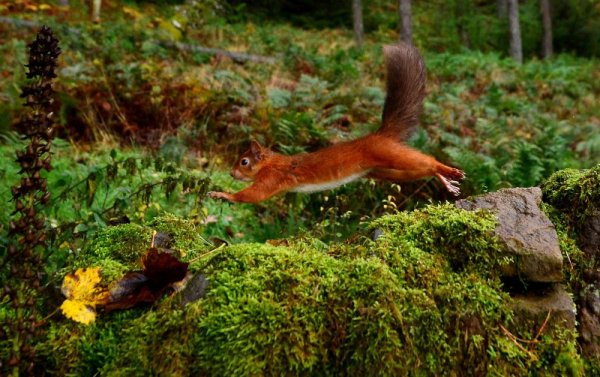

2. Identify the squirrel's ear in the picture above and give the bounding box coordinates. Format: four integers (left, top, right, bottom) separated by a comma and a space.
250, 140, 264, 160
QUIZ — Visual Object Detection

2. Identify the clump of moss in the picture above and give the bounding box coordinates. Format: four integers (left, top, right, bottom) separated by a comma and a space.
38, 207, 583, 376
148, 213, 210, 259
541, 164, 600, 225
367, 203, 513, 276
540, 203, 586, 288
87, 223, 153, 264
64, 215, 209, 283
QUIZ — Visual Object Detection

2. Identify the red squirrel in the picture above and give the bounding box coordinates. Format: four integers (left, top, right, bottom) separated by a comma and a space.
208, 43, 464, 204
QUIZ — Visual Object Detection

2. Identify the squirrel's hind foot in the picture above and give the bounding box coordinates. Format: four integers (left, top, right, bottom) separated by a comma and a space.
435, 172, 463, 196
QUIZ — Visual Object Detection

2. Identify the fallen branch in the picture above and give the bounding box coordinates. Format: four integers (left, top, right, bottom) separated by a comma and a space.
0, 16, 277, 64
161, 41, 277, 64
0, 15, 39, 28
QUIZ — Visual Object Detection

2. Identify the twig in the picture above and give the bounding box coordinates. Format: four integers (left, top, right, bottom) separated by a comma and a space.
531, 310, 552, 346
500, 325, 537, 360
397, 179, 430, 208
188, 243, 226, 264
150, 230, 157, 248
564, 250, 574, 272
35, 306, 61, 328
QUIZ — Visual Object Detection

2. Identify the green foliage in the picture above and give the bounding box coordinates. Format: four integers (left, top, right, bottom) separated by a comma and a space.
217, 0, 600, 58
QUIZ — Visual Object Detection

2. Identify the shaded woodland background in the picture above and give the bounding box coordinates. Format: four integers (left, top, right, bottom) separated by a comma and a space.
0, 0, 598, 251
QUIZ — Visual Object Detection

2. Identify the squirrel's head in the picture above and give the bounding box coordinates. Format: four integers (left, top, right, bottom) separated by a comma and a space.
231, 140, 270, 181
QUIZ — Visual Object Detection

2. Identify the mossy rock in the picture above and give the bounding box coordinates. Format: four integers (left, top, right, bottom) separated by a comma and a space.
148, 213, 209, 256
66, 215, 209, 282
38, 205, 583, 376
542, 163, 600, 225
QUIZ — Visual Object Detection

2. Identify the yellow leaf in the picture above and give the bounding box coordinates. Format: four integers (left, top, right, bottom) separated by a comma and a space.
61, 267, 102, 300
39, 4, 52, 10
60, 300, 97, 324
60, 268, 109, 325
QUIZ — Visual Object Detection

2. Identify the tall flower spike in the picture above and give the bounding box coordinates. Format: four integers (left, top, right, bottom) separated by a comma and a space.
2, 26, 60, 377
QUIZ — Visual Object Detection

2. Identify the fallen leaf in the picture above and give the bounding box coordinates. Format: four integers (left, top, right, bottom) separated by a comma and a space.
108, 272, 148, 302
60, 300, 96, 325
174, 273, 209, 307
60, 268, 109, 324
142, 248, 188, 288
104, 248, 189, 312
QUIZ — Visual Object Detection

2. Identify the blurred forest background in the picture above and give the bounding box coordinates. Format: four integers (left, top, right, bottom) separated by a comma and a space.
0, 0, 599, 246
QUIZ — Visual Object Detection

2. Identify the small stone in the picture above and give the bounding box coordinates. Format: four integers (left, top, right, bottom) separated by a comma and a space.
512, 284, 576, 330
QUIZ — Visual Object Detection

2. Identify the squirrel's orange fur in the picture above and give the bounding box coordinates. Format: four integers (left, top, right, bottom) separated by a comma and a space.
208, 43, 464, 204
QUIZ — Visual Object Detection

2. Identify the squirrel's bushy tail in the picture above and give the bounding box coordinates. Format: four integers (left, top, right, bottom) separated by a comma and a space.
377, 43, 426, 140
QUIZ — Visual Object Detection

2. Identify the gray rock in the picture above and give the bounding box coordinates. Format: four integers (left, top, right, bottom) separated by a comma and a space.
456, 187, 563, 282
511, 284, 576, 330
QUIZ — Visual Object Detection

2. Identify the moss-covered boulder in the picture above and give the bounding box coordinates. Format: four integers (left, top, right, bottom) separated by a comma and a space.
542, 164, 600, 366
38, 204, 583, 376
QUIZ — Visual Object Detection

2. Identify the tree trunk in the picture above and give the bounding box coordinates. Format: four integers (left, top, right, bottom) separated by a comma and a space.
352, 0, 364, 47
507, 0, 522, 63
497, 0, 508, 18
539, 0, 553, 58
456, 0, 470, 48
399, 0, 412, 44
92, 0, 101, 23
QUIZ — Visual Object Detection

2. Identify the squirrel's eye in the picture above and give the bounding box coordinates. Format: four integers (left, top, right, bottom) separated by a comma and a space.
241, 158, 250, 166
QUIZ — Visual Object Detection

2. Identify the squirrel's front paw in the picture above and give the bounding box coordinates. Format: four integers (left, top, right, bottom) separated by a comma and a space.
208, 191, 232, 201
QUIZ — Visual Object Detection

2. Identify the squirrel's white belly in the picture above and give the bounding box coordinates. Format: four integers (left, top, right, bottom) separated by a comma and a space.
291, 171, 369, 193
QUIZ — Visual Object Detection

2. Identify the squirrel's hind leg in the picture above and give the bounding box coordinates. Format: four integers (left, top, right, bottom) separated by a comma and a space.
434, 164, 465, 196
368, 142, 465, 195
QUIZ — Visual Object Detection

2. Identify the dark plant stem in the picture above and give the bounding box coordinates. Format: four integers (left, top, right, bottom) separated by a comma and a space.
2, 26, 60, 376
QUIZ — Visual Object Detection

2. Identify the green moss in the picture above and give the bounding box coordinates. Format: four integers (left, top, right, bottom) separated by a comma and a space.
148, 214, 210, 260
38, 208, 584, 375
540, 203, 586, 288
368, 203, 513, 276
542, 164, 600, 225
87, 223, 153, 264
541, 167, 599, 373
